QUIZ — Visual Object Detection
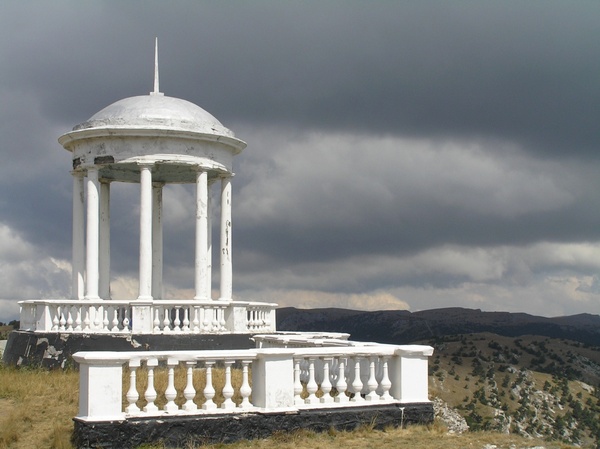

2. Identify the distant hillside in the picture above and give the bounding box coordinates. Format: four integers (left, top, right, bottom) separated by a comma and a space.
278, 306, 600, 446
276, 307, 600, 346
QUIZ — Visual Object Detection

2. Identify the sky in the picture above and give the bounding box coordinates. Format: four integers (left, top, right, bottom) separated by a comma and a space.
0, 1, 600, 321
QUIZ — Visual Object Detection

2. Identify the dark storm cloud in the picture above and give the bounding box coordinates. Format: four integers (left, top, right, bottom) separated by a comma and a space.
1, 1, 600, 316
2, 2, 599, 154
231, 131, 600, 269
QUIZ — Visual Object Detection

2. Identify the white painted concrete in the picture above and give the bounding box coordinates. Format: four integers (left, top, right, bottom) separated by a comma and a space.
72, 337, 433, 421
85, 168, 100, 300
48, 58, 251, 333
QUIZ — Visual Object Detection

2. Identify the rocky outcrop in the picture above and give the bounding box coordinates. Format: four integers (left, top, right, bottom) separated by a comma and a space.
433, 397, 469, 434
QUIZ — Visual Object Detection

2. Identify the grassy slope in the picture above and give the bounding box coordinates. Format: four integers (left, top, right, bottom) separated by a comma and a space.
6, 328, 600, 448
426, 333, 600, 448
0, 367, 77, 449
0, 364, 580, 449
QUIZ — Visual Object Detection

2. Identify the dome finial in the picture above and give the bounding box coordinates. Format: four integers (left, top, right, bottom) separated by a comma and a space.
151, 37, 163, 96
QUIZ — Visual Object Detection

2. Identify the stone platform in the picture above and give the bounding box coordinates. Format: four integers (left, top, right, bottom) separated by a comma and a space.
73, 403, 434, 449
1, 331, 255, 368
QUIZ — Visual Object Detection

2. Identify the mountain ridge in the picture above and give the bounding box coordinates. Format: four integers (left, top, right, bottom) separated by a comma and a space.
276, 306, 600, 346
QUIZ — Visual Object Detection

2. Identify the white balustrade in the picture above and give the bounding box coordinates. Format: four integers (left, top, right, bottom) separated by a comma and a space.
18, 299, 277, 335
246, 306, 276, 332
73, 341, 433, 422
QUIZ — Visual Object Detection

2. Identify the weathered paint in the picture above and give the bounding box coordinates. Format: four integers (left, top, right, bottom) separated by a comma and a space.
56, 83, 248, 324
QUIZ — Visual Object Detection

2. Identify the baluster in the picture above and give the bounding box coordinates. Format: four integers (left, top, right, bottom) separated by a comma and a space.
173, 306, 181, 332
74, 306, 82, 331
294, 358, 304, 405
351, 357, 364, 402
87, 305, 95, 330
125, 360, 141, 413
320, 358, 333, 403
305, 358, 319, 404
252, 309, 258, 330
329, 358, 339, 385
192, 306, 200, 333
335, 358, 349, 403
253, 309, 260, 330
163, 308, 171, 332
219, 307, 226, 331
239, 360, 252, 409
182, 362, 198, 411
202, 308, 210, 332
221, 361, 235, 409
164, 359, 179, 412
93, 305, 101, 330
245, 310, 252, 331
110, 306, 119, 332
83, 306, 91, 331
182, 308, 190, 332
247, 309, 254, 331
210, 308, 219, 331
143, 358, 159, 412
66, 306, 74, 331
102, 307, 109, 331
153, 308, 161, 333
202, 361, 217, 410
379, 356, 392, 401
366, 356, 379, 401
122, 307, 130, 332
52, 306, 60, 331
58, 307, 66, 331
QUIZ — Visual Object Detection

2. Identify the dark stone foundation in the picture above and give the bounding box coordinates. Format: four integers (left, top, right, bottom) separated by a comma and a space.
2, 331, 255, 368
73, 403, 434, 449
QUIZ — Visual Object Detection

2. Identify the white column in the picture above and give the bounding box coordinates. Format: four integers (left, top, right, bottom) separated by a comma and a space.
219, 175, 232, 301
194, 169, 209, 300
152, 183, 164, 300
72, 171, 85, 300
99, 181, 111, 299
207, 181, 213, 299
85, 167, 100, 300
138, 164, 153, 300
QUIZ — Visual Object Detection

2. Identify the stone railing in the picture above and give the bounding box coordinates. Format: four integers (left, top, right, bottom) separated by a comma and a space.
72, 340, 433, 421
18, 299, 277, 335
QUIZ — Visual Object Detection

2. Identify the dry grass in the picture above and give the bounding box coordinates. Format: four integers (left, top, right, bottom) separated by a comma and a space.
0, 364, 581, 449
0, 365, 78, 449
142, 423, 578, 449
125, 365, 249, 410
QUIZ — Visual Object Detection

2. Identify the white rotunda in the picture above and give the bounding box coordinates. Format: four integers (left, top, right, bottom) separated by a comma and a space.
17, 43, 276, 336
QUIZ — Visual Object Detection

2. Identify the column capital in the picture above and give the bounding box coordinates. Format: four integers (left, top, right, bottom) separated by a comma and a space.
137, 161, 154, 168
70, 170, 85, 178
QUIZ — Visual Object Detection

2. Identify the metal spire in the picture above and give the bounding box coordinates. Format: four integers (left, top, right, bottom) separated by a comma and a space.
151, 37, 163, 96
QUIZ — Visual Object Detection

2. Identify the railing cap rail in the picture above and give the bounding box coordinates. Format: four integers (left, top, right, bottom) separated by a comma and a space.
255, 331, 350, 339
73, 349, 261, 364
72, 343, 434, 366
394, 345, 434, 357
18, 299, 278, 307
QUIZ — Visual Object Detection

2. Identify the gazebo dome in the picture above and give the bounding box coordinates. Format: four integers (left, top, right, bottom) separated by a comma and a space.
59, 90, 246, 179
73, 94, 236, 138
